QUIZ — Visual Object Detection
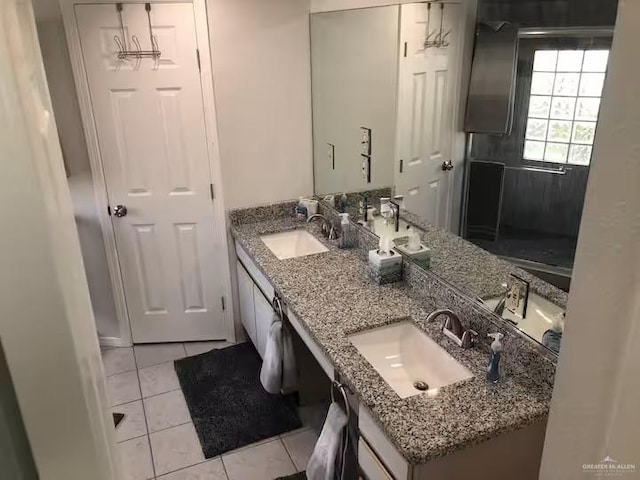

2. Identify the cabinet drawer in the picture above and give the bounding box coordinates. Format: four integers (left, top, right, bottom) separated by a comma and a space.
359, 438, 393, 480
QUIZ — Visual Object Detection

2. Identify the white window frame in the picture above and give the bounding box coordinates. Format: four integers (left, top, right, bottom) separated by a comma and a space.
523, 48, 609, 166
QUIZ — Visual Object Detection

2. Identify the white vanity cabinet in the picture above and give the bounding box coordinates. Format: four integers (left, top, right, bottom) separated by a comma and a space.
235, 241, 334, 379
359, 406, 410, 480
235, 241, 279, 360
236, 261, 257, 348
359, 404, 547, 480
253, 286, 272, 358
235, 259, 274, 359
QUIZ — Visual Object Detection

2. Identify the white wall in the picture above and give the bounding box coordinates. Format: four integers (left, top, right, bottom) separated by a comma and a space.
311, 6, 398, 195
207, 0, 314, 209
540, 0, 640, 476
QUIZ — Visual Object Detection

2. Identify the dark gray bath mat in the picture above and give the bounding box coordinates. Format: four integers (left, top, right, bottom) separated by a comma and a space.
174, 342, 302, 458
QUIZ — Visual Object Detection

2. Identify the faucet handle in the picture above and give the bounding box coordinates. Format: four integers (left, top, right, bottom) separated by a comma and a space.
461, 329, 478, 349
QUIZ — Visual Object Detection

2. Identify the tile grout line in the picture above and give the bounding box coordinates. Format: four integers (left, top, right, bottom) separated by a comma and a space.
157, 455, 226, 479
280, 437, 300, 473
106, 366, 138, 378
140, 387, 183, 402
116, 419, 193, 445
219, 455, 231, 480
132, 347, 158, 480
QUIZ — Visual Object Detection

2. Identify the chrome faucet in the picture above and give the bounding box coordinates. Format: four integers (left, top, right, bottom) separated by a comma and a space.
307, 214, 338, 240
427, 308, 478, 349
389, 200, 400, 232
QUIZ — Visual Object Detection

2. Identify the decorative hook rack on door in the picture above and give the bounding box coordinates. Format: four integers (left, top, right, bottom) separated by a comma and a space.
423, 2, 452, 49
113, 3, 161, 60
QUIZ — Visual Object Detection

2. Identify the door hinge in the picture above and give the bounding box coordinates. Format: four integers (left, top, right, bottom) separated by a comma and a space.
403, 42, 408, 57
196, 49, 201, 71
221, 296, 226, 311
399, 159, 404, 173
209, 183, 215, 200
107, 204, 112, 216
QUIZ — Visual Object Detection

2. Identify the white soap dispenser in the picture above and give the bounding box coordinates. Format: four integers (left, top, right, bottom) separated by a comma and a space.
339, 213, 356, 249
406, 227, 421, 252
486, 333, 504, 383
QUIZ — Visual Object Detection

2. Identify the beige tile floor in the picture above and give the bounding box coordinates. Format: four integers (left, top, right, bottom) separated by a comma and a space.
103, 343, 318, 480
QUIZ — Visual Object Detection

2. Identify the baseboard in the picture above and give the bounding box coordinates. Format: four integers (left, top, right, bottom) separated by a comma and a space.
99, 336, 131, 348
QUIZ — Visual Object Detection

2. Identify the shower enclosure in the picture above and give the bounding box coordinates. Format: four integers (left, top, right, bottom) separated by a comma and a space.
462, 0, 617, 290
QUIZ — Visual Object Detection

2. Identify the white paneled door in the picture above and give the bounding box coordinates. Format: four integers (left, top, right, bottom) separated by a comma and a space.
76, 3, 225, 343
394, 3, 460, 228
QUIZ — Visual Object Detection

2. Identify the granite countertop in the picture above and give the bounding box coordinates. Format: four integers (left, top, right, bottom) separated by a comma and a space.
230, 214, 554, 465
386, 210, 569, 308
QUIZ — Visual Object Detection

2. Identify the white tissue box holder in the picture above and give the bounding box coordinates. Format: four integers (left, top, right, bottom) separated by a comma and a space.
368, 249, 402, 284
394, 243, 431, 269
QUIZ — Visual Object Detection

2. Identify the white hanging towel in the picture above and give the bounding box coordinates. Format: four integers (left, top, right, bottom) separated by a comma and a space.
281, 320, 297, 392
260, 312, 297, 394
260, 313, 283, 394
306, 402, 348, 480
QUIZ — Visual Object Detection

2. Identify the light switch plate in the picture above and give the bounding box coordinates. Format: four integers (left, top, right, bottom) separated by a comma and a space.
360, 127, 371, 156
361, 154, 371, 182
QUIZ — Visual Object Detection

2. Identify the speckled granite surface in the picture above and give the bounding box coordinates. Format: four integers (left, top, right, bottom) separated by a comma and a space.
229, 205, 555, 465
399, 210, 570, 308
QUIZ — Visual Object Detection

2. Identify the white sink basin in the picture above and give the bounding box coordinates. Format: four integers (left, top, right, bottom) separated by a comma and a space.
349, 321, 473, 398
261, 230, 329, 260
483, 292, 564, 344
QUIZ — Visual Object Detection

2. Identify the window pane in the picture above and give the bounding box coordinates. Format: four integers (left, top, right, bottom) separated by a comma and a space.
531, 72, 555, 95
550, 97, 576, 120
568, 144, 592, 165
525, 119, 548, 141
557, 50, 584, 72
528, 95, 551, 118
579, 73, 605, 96
544, 142, 569, 163
547, 120, 572, 142
583, 50, 609, 72
524, 140, 546, 160
553, 73, 580, 96
575, 97, 600, 121
533, 50, 558, 71
572, 121, 597, 144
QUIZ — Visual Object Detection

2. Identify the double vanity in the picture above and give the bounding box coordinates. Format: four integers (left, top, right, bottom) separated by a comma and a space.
230, 201, 555, 480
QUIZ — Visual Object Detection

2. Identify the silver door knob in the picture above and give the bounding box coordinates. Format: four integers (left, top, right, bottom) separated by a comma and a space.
113, 205, 128, 217
441, 160, 454, 171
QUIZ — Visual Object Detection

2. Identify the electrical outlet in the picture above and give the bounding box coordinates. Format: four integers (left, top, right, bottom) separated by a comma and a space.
327, 143, 335, 169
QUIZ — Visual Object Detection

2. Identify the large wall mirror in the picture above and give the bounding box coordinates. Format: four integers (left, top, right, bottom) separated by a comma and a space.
311, 0, 617, 357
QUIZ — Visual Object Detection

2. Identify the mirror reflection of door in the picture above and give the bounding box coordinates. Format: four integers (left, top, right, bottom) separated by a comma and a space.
394, 3, 461, 229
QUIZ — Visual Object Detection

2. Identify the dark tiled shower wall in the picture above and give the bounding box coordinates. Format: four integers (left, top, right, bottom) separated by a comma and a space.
478, 0, 618, 27
472, 0, 618, 238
